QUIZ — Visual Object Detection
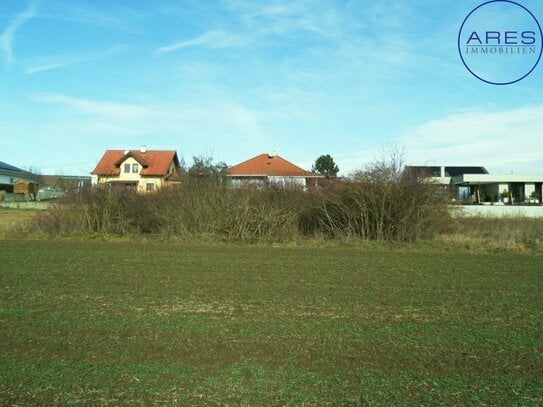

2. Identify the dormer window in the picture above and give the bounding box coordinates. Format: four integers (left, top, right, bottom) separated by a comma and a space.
124, 164, 130, 173
132, 164, 139, 173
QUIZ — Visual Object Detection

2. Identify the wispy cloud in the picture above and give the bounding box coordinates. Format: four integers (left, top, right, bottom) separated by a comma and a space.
40, 1, 143, 33
154, 30, 247, 56
400, 106, 543, 172
336, 106, 543, 175
31, 92, 263, 142
153, 0, 360, 58
218, 103, 261, 137
32, 93, 149, 121
223, 0, 346, 38
0, 1, 37, 64
25, 44, 129, 74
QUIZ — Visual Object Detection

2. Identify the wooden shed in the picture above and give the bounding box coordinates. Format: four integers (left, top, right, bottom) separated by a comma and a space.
13, 179, 38, 200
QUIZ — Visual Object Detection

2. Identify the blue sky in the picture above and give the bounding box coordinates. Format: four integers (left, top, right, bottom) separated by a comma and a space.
1, 0, 542, 176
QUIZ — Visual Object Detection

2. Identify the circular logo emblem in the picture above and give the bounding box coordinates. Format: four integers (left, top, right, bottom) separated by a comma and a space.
458, 0, 543, 85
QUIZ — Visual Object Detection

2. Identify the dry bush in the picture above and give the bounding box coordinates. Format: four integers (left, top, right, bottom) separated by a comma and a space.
24, 182, 304, 241
300, 155, 452, 241
21, 154, 453, 242
24, 187, 153, 235
148, 181, 303, 241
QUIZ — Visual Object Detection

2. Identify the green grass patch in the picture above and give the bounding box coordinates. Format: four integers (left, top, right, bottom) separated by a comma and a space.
1, 240, 542, 405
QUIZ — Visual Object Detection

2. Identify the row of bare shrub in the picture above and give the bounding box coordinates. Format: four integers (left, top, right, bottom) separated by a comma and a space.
22, 158, 452, 241
301, 163, 451, 241
25, 180, 304, 241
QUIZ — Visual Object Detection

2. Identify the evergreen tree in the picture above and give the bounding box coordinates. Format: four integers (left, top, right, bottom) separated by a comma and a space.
312, 154, 339, 178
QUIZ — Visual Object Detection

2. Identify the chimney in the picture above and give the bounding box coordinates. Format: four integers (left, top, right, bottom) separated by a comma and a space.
140, 145, 147, 154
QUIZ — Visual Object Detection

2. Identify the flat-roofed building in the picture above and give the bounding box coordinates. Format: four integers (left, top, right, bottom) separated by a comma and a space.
406, 165, 542, 204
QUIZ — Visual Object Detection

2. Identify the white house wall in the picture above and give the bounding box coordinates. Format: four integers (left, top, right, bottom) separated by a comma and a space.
267, 176, 306, 187
0, 174, 16, 184
0, 173, 36, 185
229, 176, 309, 188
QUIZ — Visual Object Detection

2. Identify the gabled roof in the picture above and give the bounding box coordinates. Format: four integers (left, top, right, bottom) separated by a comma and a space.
92, 150, 180, 176
228, 153, 321, 177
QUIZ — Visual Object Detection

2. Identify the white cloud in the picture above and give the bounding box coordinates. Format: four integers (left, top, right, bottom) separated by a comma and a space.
224, 0, 349, 39
400, 106, 543, 172
335, 145, 402, 176
339, 106, 543, 175
30, 92, 263, 143
32, 93, 149, 121
40, 1, 143, 33
0, 1, 37, 64
219, 104, 261, 137
25, 45, 129, 74
154, 30, 247, 56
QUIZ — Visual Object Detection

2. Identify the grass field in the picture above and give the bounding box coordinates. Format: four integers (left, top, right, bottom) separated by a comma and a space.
1, 239, 542, 405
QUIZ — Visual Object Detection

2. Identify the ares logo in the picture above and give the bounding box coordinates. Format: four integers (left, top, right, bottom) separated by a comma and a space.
458, 0, 543, 85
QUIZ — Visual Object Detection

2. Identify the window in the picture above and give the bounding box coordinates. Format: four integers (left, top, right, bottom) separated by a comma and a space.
124, 164, 130, 173
9, 178, 14, 184
132, 164, 139, 173
146, 183, 155, 192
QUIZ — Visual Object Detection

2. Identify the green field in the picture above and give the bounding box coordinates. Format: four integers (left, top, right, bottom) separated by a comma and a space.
1, 240, 542, 405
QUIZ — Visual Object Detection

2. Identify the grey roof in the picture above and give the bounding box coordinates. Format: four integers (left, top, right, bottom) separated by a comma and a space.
0, 161, 24, 173
0, 161, 39, 183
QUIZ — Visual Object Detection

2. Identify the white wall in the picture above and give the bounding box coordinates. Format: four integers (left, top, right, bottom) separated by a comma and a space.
267, 176, 306, 187
452, 205, 543, 218
0, 173, 35, 185
0, 174, 15, 184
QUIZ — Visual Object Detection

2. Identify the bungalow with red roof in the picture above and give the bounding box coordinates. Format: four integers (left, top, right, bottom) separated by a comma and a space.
91, 147, 184, 192
227, 152, 323, 188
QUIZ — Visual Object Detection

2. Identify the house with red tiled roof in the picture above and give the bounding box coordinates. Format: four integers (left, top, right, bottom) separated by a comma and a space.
91, 147, 184, 192
227, 152, 323, 188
